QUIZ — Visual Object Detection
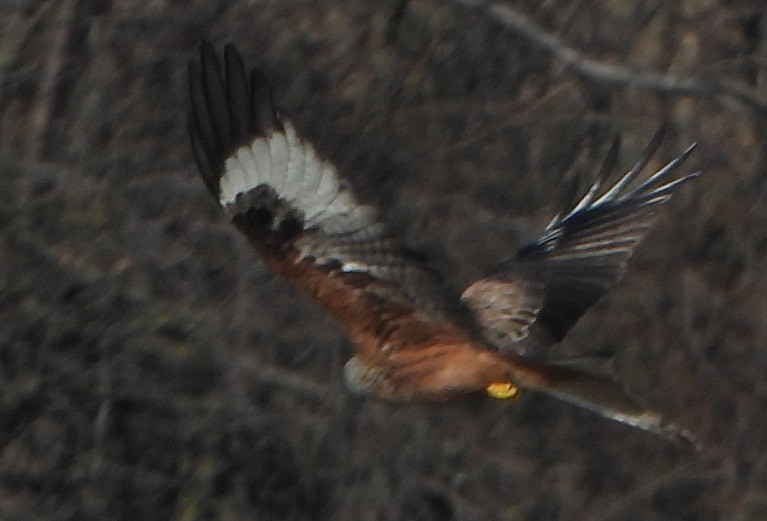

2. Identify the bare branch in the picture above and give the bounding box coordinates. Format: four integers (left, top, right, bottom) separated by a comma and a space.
26, 0, 76, 161
444, 0, 767, 115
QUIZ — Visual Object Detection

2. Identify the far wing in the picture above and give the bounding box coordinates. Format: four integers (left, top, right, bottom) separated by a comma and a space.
461, 128, 698, 356
188, 43, 453, 356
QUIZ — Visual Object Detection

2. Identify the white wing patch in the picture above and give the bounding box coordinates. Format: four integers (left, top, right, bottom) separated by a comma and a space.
282, 122, 305, 200
219, 120, 380, 239
268, 127, 290, 188
250, 138, 272, 189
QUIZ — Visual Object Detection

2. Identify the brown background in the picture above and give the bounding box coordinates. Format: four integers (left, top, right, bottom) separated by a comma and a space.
1, 1, 766, 519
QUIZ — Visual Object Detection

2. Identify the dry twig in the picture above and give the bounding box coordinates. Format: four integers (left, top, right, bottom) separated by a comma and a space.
26, 0, 76, 161
444, 0, 767, 115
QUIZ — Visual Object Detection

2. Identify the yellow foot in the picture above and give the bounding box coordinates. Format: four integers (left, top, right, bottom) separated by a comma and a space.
486, 382, 520, 400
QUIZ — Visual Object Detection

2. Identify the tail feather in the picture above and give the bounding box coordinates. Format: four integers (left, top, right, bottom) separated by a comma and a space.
509, 356, 699, 449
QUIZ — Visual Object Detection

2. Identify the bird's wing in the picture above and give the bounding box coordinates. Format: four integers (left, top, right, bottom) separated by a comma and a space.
188, 42, 454, 358
461, 128, 698, 356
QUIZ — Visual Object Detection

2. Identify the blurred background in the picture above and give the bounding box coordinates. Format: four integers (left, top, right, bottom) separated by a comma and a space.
1, 1, 766, 519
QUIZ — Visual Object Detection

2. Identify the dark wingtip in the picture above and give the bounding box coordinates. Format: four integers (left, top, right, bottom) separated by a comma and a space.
223, 43, 253, 146
199, 42, 233, 155
189, 46, 221, 197
250, 68, 281, 134
554, 172, 581, 225
187, 41, 284, 202
599, 135, 621, 182
188, 107, 219, 197
651, 122, 669, 146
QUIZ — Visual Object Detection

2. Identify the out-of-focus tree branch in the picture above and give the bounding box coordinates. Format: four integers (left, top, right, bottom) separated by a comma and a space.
444, 0, 767, 115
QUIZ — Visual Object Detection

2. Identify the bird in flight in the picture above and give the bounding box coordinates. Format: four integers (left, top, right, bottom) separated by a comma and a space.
187, 42, 700, 446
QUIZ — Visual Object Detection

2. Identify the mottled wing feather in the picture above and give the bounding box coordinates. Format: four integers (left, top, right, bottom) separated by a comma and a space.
463, 127, 698, 355
188, 43, 450, 321
459, 275, 544, 346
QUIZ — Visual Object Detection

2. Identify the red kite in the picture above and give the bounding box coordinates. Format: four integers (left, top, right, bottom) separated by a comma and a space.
188, 43, 699, 446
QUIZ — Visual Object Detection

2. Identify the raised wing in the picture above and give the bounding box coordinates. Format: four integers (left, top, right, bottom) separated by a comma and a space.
188, 42, 452, 334
462, 128, 698, 356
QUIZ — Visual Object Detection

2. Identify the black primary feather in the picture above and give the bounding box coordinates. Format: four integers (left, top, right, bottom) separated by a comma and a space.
188, 42, 455, 315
